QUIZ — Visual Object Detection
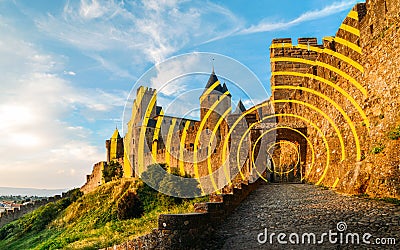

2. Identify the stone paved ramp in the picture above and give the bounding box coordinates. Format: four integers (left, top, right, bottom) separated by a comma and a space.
206, 184, 400, 249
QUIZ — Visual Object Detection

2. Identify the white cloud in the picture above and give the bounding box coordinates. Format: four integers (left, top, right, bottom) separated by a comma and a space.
148, 54, 203, 96
239, 0, 359, 34
0, 17, 125, 189
88, 53, 135, 79
64, 70, 76, 76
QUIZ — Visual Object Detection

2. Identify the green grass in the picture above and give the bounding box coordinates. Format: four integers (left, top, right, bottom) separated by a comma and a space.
355, 194, 400, 206
378, 197, 400, 206
0, 179, 207, 249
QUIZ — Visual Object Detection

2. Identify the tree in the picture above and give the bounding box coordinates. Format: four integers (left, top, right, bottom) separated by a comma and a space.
103, 161, 123, 183
158, 168, 201, 198
140, 163, 168, 190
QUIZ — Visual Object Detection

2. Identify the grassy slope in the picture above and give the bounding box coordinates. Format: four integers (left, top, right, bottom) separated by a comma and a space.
0, 178, 203, 249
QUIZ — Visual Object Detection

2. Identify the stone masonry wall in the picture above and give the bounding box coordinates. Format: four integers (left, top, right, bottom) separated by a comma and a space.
80, 161, 105, 194
273, 1, 400, 198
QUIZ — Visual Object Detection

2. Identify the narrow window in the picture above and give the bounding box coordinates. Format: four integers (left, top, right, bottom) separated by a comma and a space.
384, 1, 388, 13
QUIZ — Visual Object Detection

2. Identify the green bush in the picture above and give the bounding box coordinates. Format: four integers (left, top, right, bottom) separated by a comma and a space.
388, 126, 400, 140
371, 144, 385, 154
138, 165, 202, 210
116, 191, 144, 220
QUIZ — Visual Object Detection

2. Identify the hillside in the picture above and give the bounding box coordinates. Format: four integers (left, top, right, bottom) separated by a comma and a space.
0, 178, 205, 249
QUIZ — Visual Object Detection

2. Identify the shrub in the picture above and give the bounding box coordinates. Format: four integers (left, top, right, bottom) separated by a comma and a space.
388, 126, 400, 140
116, 191, 143, 220
371, 144, 385, 154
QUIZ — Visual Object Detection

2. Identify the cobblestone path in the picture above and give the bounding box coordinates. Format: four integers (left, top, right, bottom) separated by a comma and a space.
206, 184, 400, 249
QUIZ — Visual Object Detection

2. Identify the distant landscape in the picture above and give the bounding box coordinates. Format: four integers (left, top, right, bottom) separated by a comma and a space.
0, 187, 67, 197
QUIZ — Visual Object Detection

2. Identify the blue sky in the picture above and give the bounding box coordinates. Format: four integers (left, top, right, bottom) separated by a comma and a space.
0, 0, 363, 189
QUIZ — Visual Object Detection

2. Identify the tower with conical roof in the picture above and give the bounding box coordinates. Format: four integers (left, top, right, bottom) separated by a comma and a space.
199, 69, 231, 143
234, 99, 247, 114
106, 127, 124, 163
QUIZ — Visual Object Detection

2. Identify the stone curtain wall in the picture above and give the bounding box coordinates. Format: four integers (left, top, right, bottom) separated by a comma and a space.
272, 1, 400, 198
358, 0, 400, 197
80, 161, 105, 194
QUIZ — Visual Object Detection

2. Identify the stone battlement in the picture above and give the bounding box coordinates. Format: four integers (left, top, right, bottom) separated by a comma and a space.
272, 37, 319, 46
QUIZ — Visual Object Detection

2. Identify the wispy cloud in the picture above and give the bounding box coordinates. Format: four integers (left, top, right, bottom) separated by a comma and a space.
239, 0, 359, 34
35, 0, 243, 65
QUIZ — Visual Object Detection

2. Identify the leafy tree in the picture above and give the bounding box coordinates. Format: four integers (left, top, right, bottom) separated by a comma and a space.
140, 163, 168, 190
137, 164, 202, 211
158, 168, 201, 198
103, 161, 123, 183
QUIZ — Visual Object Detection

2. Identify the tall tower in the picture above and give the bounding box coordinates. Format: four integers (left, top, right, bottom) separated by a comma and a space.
270, 38, 320, 113
125, 86, 158, 177
199, 70, 231, 143
106, 128, 124, 163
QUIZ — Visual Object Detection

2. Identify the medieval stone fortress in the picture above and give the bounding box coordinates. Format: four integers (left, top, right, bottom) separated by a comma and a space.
2, 0, 400, 248
81, 0, 400, 247
82, 0, 400, 200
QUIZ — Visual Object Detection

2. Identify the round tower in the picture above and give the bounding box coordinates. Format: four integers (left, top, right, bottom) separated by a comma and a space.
199, 69, 231, 143
106, 127, 124, 164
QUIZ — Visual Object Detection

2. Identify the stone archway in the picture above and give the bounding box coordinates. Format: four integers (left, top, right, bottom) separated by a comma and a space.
268, 127, 307, 183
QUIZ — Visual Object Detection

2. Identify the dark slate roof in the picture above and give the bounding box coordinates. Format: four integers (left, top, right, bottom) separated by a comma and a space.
222, 83, 232, 97
155, 106, 162, 116
202, 71, 224, 94
147, 119, 157, 128
234, 99, 246, 114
